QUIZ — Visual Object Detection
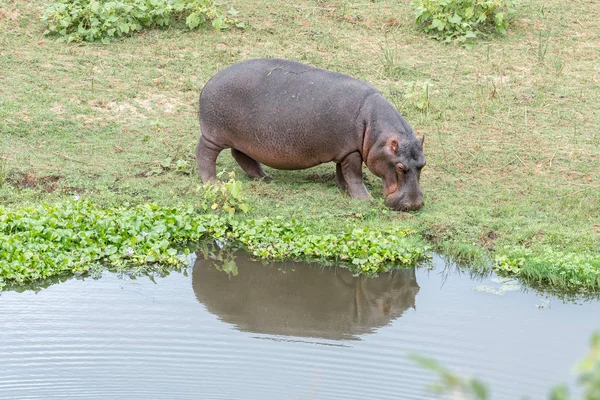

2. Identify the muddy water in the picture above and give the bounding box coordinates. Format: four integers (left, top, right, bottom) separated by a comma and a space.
1, 251, 599, 400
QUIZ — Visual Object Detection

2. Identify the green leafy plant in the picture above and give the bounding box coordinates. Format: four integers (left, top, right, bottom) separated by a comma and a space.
411, 0, 515, 43
40, 0, 244, 43
197, 171, 250, 214
403, 80, 434, 111
228, 217, 429, 274
160, 157, 193, 174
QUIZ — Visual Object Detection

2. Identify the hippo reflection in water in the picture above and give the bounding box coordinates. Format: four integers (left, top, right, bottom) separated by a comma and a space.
192, 252, 420, 341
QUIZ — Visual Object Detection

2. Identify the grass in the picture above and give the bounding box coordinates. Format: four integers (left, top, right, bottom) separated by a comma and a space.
0, 0, 599, 292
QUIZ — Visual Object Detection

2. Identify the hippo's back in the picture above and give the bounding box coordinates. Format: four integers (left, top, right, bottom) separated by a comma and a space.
199, 58, 379, 169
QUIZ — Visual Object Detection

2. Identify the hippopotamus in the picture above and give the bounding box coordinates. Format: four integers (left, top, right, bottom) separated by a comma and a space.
196, 58, 426, 211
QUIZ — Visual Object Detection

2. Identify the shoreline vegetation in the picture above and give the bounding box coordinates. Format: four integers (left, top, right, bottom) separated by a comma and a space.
1, 190, 598, 295
1, 0, 598, 294
0, 198, 430, 290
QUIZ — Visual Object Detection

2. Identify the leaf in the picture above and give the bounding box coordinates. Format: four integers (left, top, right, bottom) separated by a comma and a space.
549, 384, 569, 400
448, 13, 462, 24
221, 259, 238, 276
469, 379, 489, 400
105, 246, 118, 255
212, 16, 224, 31
186, 12, 201, 29
118, 22, 129, 34
464, 6, 474, 19
431, 18, 443, 30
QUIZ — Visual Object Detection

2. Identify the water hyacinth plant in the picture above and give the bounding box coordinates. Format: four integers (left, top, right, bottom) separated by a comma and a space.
0, 177, 430, 290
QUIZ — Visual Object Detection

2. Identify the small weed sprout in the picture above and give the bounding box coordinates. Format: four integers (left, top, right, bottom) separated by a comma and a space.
403, 81, 434, 111
537, 29, 552, 64
0, 155, 7, 187
553, 56, 565, 75
380, 41, 400, 79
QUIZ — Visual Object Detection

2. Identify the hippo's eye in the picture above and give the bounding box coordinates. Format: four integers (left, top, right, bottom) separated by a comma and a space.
395, 163, 406, 172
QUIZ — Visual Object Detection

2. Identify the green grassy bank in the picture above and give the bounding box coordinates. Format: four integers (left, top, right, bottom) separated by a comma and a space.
0, 0, 598, 292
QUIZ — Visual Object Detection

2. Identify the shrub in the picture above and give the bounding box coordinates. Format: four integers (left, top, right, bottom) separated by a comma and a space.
40, 0, 244, 43
411, 0, 515, 43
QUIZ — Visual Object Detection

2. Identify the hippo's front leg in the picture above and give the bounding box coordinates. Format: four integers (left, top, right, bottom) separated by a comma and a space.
339, 152, 371, 200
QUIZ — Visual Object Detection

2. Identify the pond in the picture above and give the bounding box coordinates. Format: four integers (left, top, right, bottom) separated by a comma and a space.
1, 249, 599, 399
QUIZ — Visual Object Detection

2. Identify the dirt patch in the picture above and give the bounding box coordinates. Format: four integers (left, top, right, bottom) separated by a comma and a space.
51, 102, 65, 116
305, 172, 335, 183
479, 230, 501, 251
0, 7, 20, 23
89, 99, 146, 120
88, 94, 190, 121
8, 171, 63, 192
136, 94, 189, 114
421, 223, 454, 244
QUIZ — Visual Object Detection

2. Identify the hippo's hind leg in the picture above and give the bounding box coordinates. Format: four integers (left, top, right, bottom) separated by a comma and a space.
195, 135, 223, 183
340, 152, 371, 200
231, 149, 269, 180
335, 163, 348, 191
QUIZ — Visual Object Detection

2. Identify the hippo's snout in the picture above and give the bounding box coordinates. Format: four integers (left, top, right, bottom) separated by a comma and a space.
385, 192, 424, 212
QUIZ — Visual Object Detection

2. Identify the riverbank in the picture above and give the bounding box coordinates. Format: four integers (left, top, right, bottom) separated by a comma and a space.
1, 0, 598, 292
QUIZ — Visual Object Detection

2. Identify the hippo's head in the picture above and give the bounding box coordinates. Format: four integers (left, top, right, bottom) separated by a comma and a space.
365, 134, 426, 212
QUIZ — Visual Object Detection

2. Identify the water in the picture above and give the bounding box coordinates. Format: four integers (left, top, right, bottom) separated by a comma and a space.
1, 251, 599, 400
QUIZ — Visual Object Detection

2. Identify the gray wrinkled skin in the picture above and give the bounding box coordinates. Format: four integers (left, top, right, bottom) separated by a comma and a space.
196, 58, 426, 211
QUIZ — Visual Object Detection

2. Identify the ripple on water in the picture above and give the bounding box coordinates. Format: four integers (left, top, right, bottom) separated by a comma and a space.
0, 252, 598, 400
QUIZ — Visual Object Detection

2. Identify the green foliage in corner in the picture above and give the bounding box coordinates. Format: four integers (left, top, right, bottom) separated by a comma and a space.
41, 0, 244, 43
413, 331, 600, 400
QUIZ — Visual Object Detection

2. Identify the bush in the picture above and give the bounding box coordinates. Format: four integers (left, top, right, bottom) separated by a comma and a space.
411, 0, 515, 43
40, 0, 244, 43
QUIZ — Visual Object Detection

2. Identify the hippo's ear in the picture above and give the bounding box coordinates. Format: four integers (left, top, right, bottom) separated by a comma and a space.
390, 140, 398, 154
419, 136, 424, 150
